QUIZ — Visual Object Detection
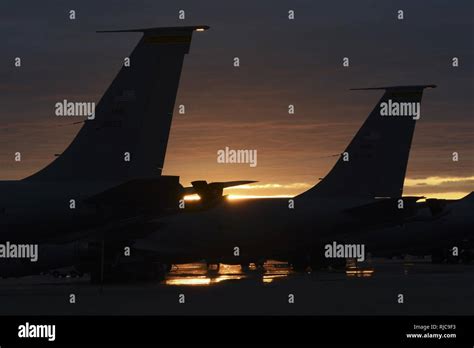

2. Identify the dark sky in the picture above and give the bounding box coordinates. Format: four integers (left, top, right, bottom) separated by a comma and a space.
0, 0, 473, 198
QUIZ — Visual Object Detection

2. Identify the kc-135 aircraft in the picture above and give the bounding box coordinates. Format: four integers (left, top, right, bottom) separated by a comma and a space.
0, 26, 472, 281
1, 25, 214, 246
0, 25, 250, 278
131, 84, 473, 270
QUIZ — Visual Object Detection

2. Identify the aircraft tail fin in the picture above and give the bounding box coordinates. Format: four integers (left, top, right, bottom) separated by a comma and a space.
26, 25, 209, 182
299, 85, 436, 199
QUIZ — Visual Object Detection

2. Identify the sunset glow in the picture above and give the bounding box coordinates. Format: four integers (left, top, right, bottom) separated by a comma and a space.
207, 176, 473, 201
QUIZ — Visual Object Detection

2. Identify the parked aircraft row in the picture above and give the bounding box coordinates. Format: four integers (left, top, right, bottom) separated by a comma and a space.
0, 25, 472, 282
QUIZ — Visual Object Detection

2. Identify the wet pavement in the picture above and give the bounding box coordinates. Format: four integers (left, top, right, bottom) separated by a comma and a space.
0, 258, 472, 315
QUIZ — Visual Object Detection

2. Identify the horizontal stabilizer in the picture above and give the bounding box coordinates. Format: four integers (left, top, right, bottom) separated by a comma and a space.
342, 196, 424, 230
345, 196, 423, 217
184, 180, 257, 200
96, 25, 210, 34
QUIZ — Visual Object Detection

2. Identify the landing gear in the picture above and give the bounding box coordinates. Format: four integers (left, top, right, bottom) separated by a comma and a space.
290, 248, 347, 272
207, 263, 220, 273
255, 261, 266, 272
289, 255, 310, 272
240, 263, 250, 272
240, 261, 266, 273
85, 241, 171, 284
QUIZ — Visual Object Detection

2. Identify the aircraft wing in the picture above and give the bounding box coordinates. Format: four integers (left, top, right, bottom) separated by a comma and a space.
183, 180, 257, 202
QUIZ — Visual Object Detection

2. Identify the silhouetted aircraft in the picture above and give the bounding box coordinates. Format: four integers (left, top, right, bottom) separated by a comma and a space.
1, 27, 470, 281
338, 192, 474, 263
1, 25, 210, 242
125, 85, 455, 273
0, 25, 251, 278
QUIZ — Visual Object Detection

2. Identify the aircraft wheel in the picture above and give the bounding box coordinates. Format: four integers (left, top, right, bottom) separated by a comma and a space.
290, 259, 308, 272
207, 263, 220, 272
255, 261, 266, 272
240, 263, 250, 272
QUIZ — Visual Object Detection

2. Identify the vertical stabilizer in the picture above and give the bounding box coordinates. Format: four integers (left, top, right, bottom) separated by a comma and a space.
299, 85, 436, 199
26, 26, 209, 182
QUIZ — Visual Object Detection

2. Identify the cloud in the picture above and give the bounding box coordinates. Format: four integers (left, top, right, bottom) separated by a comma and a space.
403, 176, 474, 195
404, 176, 474, 187
229, 183, 311, 190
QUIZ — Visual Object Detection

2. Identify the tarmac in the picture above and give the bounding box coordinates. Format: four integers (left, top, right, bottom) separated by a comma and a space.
0, 258, 473, 316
